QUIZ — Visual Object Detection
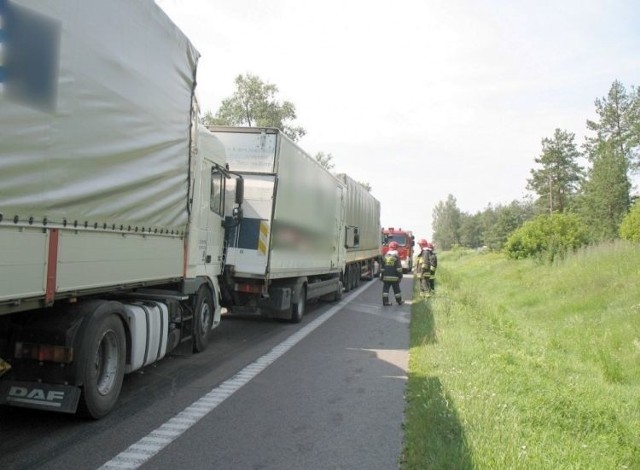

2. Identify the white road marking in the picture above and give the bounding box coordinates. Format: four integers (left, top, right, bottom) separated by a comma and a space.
99, 280, 377, 469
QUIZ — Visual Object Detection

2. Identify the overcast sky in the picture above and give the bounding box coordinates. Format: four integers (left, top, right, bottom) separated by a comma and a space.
156, 0, 639, 241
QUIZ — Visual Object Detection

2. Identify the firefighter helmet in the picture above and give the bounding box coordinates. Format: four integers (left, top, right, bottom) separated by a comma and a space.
418, 239, 429, 248
388, 241, 399, 250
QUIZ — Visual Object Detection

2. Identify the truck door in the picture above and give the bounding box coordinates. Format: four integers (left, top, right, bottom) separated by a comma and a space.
198, 160, 226, 278
224, 174, 275, 276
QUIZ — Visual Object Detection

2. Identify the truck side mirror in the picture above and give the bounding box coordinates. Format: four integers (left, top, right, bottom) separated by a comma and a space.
235, 177, 244, 205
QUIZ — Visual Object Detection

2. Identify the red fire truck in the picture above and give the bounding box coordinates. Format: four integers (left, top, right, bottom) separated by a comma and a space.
381, 227, 415, 273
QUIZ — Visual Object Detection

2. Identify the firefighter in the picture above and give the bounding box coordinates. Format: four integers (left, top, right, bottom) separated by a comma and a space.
427, 242, 438, 292
381, 241, 404, 306
416, 239, 432, 295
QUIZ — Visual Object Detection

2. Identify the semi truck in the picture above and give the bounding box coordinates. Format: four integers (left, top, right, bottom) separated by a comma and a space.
336, 174, 381, 291
381, 227, 415, 273
0, 1, 378, 420
209, 127, 345, 322
0, 0, 244, 418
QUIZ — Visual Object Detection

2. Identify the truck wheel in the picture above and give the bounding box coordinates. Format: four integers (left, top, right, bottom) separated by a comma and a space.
290, 286, 306, 323
193, 286, 214, 353
365, 261, 373, 281
349, 265, 356, 290
343, 269, 350, 292
333, 281, 343, 302
78, 314, 126, 419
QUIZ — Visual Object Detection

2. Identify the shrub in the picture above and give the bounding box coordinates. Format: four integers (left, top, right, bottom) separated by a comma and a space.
619, 200, 640, 242
503, 213, 589, 262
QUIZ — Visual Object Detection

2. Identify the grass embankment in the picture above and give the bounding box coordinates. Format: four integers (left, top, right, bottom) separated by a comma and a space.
402, 241, 640, 469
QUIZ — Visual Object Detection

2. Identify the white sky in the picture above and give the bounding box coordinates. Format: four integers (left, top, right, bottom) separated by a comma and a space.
156, 0, 639, 241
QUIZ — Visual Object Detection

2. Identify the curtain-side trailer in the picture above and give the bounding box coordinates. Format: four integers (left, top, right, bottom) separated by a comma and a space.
210, 127, 345, 323
336, 174, 381, 291
0, 0, 242, 418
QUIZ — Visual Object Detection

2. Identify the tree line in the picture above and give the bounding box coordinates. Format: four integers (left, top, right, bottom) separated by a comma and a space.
432, 80, 640, 253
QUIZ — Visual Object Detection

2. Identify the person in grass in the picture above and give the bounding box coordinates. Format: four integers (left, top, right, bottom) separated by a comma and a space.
415, 238, 431, 295
426, 242, 438, 293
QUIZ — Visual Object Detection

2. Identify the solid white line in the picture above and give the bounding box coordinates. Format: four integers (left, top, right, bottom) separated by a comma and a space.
98, 280, 376, 469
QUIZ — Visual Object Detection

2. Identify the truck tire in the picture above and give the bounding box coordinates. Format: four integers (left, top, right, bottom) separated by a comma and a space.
365, 260, 374, 281
193, 286, 214, 353
78, 313, 126, 419
343, 269, 350, 292
290, 286, 306, 323
348, 265, 356, 290
332, 281, 343, 302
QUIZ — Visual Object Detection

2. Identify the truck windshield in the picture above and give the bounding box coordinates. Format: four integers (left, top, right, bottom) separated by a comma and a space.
386, 235, 407, 246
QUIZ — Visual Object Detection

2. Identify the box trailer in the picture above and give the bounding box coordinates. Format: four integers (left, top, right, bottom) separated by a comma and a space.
210, 127, 345, 322
0, 0, 243, 418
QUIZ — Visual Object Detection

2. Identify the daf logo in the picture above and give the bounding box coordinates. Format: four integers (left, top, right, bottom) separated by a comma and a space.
8, 386, 65, 408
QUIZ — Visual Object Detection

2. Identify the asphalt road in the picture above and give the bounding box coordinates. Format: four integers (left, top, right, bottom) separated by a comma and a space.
0, 276, 412, 470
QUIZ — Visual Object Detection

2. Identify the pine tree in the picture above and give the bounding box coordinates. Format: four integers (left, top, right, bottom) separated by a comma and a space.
527, 129, 583, 214
586, 80, 637, 173
579, 141, 630, 241
580, 80, 636, 240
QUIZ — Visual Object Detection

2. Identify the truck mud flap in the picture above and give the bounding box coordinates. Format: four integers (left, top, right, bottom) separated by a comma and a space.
0, 380, 81, 414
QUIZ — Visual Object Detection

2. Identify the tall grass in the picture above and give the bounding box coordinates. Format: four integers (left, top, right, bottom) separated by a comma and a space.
402, 241, 640, 469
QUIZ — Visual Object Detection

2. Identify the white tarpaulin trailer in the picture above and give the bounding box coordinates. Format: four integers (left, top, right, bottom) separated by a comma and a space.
0, 0, 247, 419
336, 173, 381, 289
337, 173, 381, 263
0, 0, 200, 308
0, 0, 199, 231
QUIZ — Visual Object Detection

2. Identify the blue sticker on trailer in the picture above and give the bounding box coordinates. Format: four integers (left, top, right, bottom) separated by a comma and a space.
1, 0, 61, 111
0, 0, 5, 85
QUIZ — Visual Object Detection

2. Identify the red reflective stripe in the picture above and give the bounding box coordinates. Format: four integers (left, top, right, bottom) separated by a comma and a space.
45, 229, 59, 305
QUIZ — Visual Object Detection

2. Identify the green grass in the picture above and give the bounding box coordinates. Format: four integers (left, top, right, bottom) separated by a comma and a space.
402, 241, 640, 469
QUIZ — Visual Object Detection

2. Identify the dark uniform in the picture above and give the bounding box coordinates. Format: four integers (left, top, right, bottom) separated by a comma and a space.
427, 247, 438, 292
381, 251, 404, 306
417, 247, 432, 294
